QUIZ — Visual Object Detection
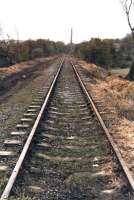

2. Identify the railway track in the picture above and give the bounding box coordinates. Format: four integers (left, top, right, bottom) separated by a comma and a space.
0, 58, 133, 199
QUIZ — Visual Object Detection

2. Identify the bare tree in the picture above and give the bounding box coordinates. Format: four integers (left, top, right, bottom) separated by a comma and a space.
0, 26, 9, 66
120, 0, 134, 38
15, 28, 20, 62
120, 0, 134, 80
0, 25, 4, 40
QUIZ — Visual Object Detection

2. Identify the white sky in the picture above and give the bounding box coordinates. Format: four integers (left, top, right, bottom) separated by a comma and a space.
0, 0, 131, 43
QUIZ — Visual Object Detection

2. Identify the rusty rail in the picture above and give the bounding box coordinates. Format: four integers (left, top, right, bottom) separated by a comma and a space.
71, 61, 134, 192
0, 59, 64, 200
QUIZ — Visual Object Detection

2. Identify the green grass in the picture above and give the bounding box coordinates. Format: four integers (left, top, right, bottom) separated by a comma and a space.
9, 195, 32, 200
109, 67, 130, 78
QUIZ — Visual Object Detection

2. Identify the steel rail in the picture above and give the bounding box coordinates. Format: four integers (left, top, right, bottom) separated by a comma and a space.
0, 59, 64, 200
71, 61, 134, 192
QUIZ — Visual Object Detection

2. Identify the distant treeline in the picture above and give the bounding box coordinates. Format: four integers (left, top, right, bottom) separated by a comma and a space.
0, 39, 65, 67
74, 34, 134, 69
0, 34, 134, 69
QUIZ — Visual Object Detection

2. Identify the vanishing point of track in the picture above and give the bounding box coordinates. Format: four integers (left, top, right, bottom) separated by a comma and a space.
0, 58, 134, 199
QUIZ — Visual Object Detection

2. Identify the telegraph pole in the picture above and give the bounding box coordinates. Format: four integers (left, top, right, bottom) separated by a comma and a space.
70, 28, 73, 54
16, 30, 19, 62
70, 28, 73, 45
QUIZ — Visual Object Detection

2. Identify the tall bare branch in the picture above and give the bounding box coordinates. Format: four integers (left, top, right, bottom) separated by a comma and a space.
120, 0, 134, 37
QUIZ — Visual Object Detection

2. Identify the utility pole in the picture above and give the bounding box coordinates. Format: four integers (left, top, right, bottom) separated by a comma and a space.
70, 28, 73, 54
16, 30, 19, 62
70, 28, 73, 45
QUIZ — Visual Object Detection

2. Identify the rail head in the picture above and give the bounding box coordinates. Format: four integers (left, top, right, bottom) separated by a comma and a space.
71, 61, 134, 192
0, 59, 64, 200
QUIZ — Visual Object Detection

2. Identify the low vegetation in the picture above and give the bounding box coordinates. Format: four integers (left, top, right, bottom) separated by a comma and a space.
1, 31, 134, 80
74, 34, 134, 70
109, 68, 130, 78
0, 39, 65, 67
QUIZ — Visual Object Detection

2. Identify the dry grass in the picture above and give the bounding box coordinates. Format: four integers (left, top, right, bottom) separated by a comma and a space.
109, 68, 130, 78
0, 56, 56, 80
78, 60, 134, 177
79, 61, 134, 119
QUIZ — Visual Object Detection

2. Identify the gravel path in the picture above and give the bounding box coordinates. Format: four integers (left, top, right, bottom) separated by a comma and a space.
0, 57, 59, 145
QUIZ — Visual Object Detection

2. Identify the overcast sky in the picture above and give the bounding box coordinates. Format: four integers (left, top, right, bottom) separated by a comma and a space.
0, 0, 131, 43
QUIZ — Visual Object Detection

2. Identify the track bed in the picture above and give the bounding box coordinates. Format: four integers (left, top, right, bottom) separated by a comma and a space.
0, 59, 132, 200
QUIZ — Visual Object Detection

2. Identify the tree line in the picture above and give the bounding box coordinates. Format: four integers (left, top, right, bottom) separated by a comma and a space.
0, 35, 134, 71
0, 0, 134, 80
0, 38, 65, 67
73, 35, 134, 70
73, 0, 134, 80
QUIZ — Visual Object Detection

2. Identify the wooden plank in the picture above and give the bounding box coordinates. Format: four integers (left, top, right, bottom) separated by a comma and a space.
4, 140, 22, 146
10, 131, 26, 136
16, 124, 29, 128
0, 151, 16, 156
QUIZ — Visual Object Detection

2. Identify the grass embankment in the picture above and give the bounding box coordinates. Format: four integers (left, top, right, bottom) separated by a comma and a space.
109, 68, 129, 78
